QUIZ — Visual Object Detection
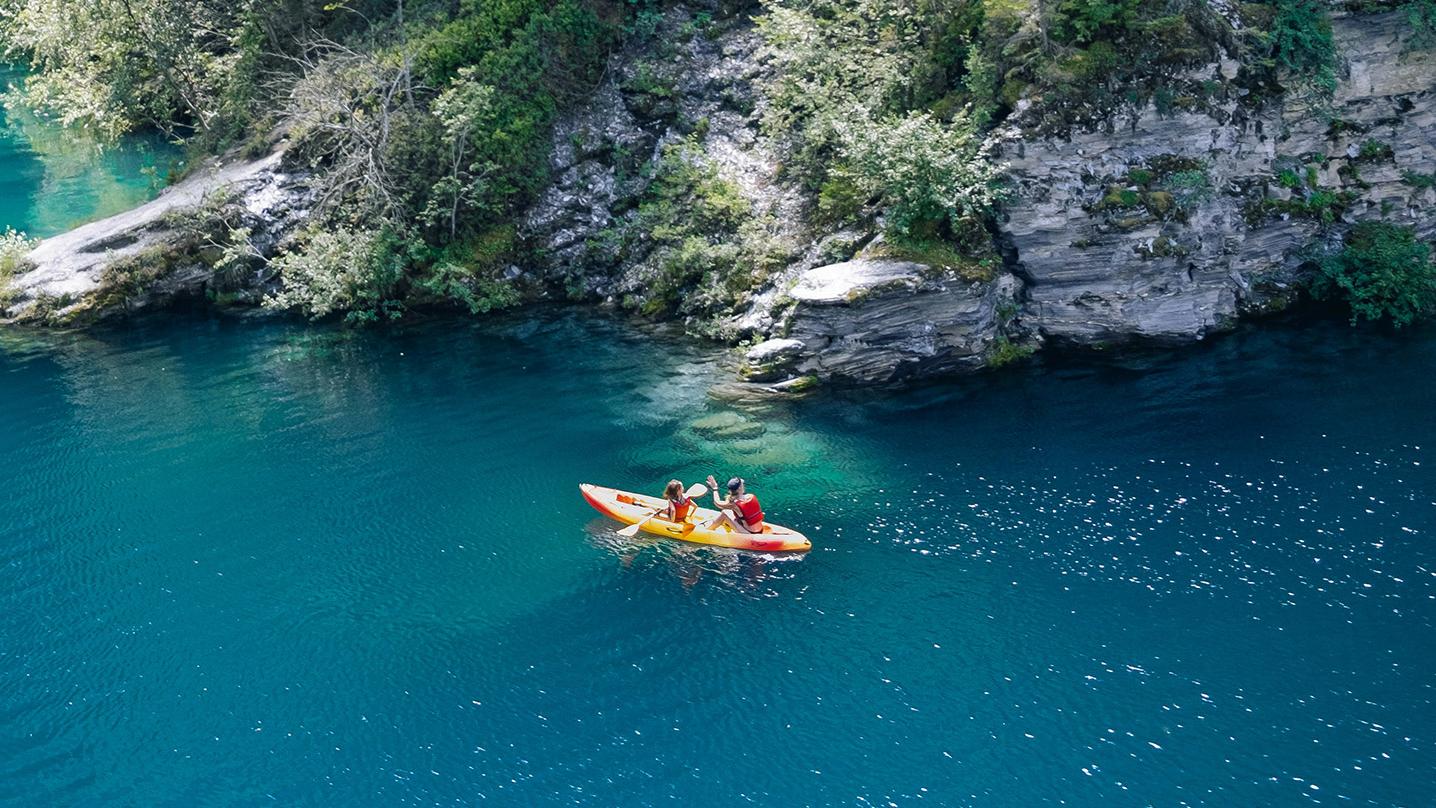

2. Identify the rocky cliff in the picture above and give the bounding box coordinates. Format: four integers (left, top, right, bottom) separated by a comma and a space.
1001, 9, 1436, 348
4, 4, 1434, 392
730, 7, 1436, 388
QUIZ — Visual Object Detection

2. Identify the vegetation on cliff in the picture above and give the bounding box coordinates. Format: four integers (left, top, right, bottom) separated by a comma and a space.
1, 0, 1434, 330
1314, 221, 1436, 326
0, 227, 37, 308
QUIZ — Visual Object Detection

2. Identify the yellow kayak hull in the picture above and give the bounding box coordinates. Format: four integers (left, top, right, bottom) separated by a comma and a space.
580, 483, 812, 553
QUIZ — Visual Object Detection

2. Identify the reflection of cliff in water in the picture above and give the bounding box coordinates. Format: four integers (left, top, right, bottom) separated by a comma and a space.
0, 66, 181, 237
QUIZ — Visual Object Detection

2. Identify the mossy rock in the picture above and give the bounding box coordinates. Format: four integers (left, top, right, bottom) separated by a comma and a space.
1145, 191, 1176, 217
1112, 215, 1152, 230
1099, 186, 1144, 210
771, 375, 819, 395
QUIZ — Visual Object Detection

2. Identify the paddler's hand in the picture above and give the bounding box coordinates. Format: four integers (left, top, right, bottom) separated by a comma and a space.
706, 475, 718, 490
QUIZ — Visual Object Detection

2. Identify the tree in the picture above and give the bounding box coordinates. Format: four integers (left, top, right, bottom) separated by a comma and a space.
0, 0, 252, 138
428, 68, 498, 240
840, 111, 1005, 239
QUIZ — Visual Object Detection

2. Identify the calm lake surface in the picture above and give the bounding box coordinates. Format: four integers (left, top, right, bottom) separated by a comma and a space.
0, 66, 180, 238
1, 310, 1433, 805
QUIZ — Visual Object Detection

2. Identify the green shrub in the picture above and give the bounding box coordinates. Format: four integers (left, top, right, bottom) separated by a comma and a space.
412, 262, 520, 315
265, 227, 407, 323
408, 225, 522, 314
1055, 0, 1142, 44
987, 336, 1035, 368
842, 112, 1005, 240
609, 140, 790, 321
816, 170, 869, 224
1407, 0, 1436, 48
962, 44, 1000, 129
0, 228, 38, 310
1269, 0, 1338, 97
0, 228, 37, 279
1313, 221, 1436, 326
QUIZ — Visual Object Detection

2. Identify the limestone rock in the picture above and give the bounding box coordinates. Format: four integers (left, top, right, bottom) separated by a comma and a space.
1000, 9, 1436, 347
5, 148, 311, 322
774, 259, 1026, 386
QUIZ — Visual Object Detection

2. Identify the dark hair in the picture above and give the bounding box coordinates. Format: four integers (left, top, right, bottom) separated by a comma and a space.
726, 477, 743, 493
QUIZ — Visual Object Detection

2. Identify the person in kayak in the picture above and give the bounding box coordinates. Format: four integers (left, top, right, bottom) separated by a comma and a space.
663, 479, 695, 523
702, 475, 765, 533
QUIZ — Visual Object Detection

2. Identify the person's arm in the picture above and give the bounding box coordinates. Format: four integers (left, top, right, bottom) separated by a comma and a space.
706, 476, 729, 508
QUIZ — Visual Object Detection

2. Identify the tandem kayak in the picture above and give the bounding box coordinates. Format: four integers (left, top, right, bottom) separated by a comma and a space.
579, 483, 812, 553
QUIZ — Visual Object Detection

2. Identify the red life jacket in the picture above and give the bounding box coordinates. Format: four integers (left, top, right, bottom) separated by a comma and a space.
671, 495, 693, 521
735, 494, 764, 528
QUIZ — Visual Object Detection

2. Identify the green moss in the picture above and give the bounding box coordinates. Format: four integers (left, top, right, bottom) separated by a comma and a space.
776, 375, 820, 394
1401, 170, 1436, 190
867, 237, 998, 283
1099, 187, 1144, 210
95, 245, 179, 311
1356, 139, 1395, 162
1145, 191, 1176, 217
1247, 186, 1357, 225
987, 337, 1035, 368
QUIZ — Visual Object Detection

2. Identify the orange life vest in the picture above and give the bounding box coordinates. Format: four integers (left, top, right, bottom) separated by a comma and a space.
735, 494, 764, 529
670, 495, 693, 521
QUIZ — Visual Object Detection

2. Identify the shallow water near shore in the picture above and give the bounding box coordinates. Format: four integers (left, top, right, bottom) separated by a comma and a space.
1, 310, 1433, 805
0, 66, 180, 238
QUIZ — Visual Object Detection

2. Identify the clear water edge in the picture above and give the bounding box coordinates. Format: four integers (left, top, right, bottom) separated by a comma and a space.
1, 65, 181, 239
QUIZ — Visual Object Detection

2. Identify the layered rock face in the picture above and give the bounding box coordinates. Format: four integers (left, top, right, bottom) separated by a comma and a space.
4, 149, 310, 323
521, 3, 807, 305
744, 260, 1022, 386
1002, 10, 1436, 346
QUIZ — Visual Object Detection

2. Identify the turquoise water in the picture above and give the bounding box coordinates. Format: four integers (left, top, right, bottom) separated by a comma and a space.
1, 311, 1433, 805
0, 66, 180, 238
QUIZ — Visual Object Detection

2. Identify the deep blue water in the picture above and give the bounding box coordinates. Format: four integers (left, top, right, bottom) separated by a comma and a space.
1, 311, 1433, 806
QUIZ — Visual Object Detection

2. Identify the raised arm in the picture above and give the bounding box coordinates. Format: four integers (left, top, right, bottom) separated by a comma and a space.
706, 475, 730, 508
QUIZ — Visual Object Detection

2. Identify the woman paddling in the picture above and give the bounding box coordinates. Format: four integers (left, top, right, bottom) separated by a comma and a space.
703, 475, 765, 534
663, 479, 695, 523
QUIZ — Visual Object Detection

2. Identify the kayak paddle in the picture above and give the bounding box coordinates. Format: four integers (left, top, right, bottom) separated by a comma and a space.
617, 483, 708, 537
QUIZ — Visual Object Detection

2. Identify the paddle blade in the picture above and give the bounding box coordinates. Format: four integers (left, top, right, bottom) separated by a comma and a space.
617, 521, 644, 537
685, 483, 708, 498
